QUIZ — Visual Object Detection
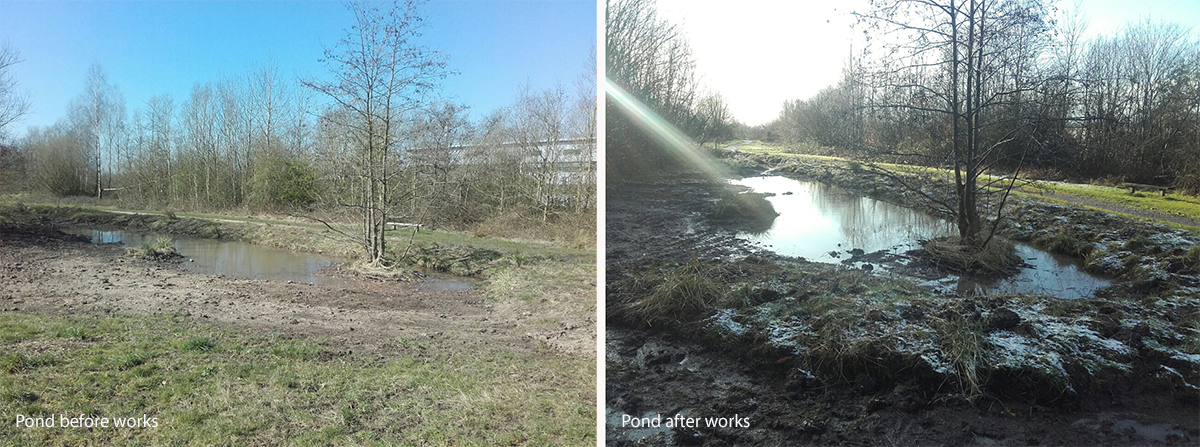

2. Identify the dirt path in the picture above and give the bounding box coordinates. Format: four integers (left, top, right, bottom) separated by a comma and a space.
1024, 188, 1200, 229
0, 231, 592, 358
106, 208, 303, 228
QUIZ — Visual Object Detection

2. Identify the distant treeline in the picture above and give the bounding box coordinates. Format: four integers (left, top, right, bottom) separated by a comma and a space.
759, 18, 1200, 193
605, 0, 735, 181
3, 62, 595, 235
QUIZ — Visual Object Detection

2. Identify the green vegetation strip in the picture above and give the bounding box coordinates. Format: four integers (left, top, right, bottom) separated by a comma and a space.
1008, 190, 1200, 234
0, 313, 595, 446
731, 140, 1200, 230
1022, 182, 1200, 222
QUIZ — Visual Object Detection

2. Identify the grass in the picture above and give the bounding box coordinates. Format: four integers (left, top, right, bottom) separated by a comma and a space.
0, 313, 595, 446
1031, 232, 1094, 258
488, 256, 595, 307
727, 141, 1200, 232
1014, 192, 1200, 234
921, 236, 1021, 275
710, 190, 777, 221
3, 199, 593, 280
614, 260, 725, 327
125, 236, 180, 260
1185, 245, 1200, 269
1023, 181, 1200, 222
936, 314, 985, 401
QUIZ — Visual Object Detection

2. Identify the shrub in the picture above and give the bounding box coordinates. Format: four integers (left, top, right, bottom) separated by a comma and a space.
249, 152, 321, 210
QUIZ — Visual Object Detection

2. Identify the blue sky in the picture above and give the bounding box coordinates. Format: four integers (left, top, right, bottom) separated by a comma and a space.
0, 0, 597, 137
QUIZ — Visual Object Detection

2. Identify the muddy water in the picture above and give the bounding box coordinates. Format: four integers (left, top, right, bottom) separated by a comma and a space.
68, 228, 477, 290
66, 228, 344, 285
416, 274, 473, 291
730, 176, 1110, 298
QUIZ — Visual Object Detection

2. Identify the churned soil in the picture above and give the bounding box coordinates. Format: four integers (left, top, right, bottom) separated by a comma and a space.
0, 228, 591, 359
605, 174, 1198, 446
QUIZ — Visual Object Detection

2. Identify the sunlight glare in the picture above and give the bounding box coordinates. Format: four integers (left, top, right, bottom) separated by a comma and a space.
605, 77, 727, 181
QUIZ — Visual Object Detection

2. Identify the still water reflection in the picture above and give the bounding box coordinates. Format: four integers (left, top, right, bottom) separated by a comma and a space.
66, 228, 340, 285
730, 176, 1110, 298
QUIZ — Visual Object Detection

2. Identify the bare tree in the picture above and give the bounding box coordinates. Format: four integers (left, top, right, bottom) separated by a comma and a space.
694, 92, 731, 149
303, 0, 448, 266
65, 64, 126, 199
856, 0, 1052, 251
572, 47, 598, 214
0, 43, 30, 144
606, 0, 700, 179
143, 94, 175, 203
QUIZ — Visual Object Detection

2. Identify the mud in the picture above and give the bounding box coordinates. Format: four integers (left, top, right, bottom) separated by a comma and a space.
607, 328, 1198, 446
0, 228, 593, 358
606, 171, 1198, 446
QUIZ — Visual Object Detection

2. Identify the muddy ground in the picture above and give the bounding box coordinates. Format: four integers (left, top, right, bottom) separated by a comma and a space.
606, 172, 1198, 446
0, 225, 594, 360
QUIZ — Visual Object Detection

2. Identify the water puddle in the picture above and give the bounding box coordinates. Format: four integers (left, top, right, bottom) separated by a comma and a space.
1072, 413, 1188, 443
950, 244, 1109, 299
65, 228, 344, 285
731, 176, 1110, 298
416, 274, 473, 291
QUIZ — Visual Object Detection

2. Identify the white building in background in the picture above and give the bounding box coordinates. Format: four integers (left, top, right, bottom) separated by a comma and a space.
408, 137, 596, 182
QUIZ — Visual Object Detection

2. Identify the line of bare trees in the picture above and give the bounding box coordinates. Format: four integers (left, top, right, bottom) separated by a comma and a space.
6, 2, 595, 253
766, 3, 1200, 195
0, 43, 32, 189
605, 0, 733, 181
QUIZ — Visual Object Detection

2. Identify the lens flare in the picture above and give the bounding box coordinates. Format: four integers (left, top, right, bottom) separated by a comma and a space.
605, 77, 727, 180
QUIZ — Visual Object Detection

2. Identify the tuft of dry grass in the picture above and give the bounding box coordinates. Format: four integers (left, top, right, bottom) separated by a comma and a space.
710, 190, 777, 221
1185, 244, 1200, 269
922, 236, 1021, 275
616, 260, 725, 327
124, 236, 180, 260
935, 313, 985, 401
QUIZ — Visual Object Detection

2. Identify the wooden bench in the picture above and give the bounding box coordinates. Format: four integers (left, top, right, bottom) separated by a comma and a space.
386, 222, 423, 232
1121, 183, 1174, 197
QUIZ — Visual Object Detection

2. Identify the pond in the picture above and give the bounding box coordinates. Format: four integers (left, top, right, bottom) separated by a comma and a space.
729, 176, 1110, 298
66, 228, 343, 285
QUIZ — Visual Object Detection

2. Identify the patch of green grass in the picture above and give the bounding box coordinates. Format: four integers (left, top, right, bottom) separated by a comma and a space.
1017, 193, 1200, 233
1033, 182, 1200, 221
181, 337, 215, 353
0, 313, 595, 446
488, 256, 594, 306
55, 326, 95, 341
